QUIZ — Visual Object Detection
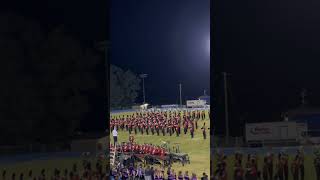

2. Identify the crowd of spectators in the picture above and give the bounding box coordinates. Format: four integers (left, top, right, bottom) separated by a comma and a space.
110, 162, 209, 180
1, 160, 108, 180
2, 160, 209, 180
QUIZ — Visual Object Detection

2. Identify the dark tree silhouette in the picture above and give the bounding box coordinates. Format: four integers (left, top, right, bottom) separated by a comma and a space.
110, 65, 140, 109
0, 13, 104, 145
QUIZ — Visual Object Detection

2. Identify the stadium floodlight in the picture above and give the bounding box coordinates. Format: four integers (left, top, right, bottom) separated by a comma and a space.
139, 74, 148, 104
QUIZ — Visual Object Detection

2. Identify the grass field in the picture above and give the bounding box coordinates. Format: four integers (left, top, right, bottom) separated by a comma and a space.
213, 154, 317, 180
111, 110, 211, 178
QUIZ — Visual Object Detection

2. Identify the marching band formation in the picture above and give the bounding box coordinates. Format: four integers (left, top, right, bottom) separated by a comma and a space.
214, 148, 311, 180
110, 142, 168, 156
110, 109, 209, 139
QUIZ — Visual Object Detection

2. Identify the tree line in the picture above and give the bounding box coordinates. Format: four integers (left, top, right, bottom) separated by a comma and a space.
0, 13, 105, 145
0, 13, 141, 147
110, 65, 141, 109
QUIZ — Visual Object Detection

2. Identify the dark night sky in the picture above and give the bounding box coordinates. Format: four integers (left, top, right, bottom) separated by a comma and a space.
213, 0, 320, 135
1, 1, 107, 43
111, 0, 210, 105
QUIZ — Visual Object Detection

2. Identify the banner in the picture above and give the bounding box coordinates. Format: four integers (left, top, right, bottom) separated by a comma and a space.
245, 122, 304, 142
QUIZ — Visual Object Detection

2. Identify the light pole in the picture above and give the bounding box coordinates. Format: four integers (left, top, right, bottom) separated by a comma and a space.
140, 74, 148, 104
301, 88, 307, 107
179, 83, 182, 107
223, 72, 230, 146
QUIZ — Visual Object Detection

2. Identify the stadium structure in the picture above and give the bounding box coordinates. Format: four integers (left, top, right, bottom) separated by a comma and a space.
286, 107, 320, 144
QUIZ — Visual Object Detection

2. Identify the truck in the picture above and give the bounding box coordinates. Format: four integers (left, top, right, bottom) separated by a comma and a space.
245, 121, 307, 146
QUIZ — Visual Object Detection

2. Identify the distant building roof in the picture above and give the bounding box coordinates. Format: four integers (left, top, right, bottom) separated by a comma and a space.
199, 95, 210, 99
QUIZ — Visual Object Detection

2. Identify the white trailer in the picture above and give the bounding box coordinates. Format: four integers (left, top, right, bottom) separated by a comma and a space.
186, 100, 206, 108
245, 121, 307, 145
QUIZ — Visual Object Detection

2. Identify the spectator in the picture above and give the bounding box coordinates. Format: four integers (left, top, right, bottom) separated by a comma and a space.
178, 171, 183, 180
137, 164, 144, 179
150, 167, 155, 180
72, 163, 77, 173
62, 169, 68, 180
184, 171, 190, 180
28, 170, 32, 180
69, 172, 74, 180
3, 170, 6, 180
144, 166, 152, 180
40, 169, 45, 180
19, 173, 23, 180
12, 173, 15, 180
201, 173, 208, 180
191, 173, 197, 180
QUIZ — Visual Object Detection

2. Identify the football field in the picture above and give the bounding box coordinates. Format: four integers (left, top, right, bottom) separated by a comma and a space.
111, 110, 211, 178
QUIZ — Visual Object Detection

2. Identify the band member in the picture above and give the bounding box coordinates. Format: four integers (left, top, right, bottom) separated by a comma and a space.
275, 153, 284, 180
297, 149, 304, 180
283, 153, 289, 180
146, 126, 149, 135
184, 123, 188, 134
162, 125, 166, 136
175, 124, 179, 137
190, 126, 194, 138
169, 124, 173, 136
156, 124, 160, 136
267, 153, 273, 180
314, 153, 320, 180
234, 160, 244, 180
201, 123, 207, 140
128, 123, 132, 134
125, 121, 128, 131
140, 124, 144, 135
201, 110, 206, 120
263, 157, 269, 180
129, 135, 134, 144
245, 155, 251, 180
134, 124, 137, 134
151, 125, 155, 135
291, 155, 299, 180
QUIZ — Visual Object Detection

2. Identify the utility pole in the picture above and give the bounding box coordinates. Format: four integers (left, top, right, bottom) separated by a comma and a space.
301, 88, 307, 107
179, 83, 182, 107
223, 72, 230, 146
140, 74, 148, 104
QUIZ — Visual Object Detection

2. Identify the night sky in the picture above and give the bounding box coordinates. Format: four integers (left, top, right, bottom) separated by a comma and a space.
1, 1, 107, 43
213, 0, 320, 136
111, 0, 210, 105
